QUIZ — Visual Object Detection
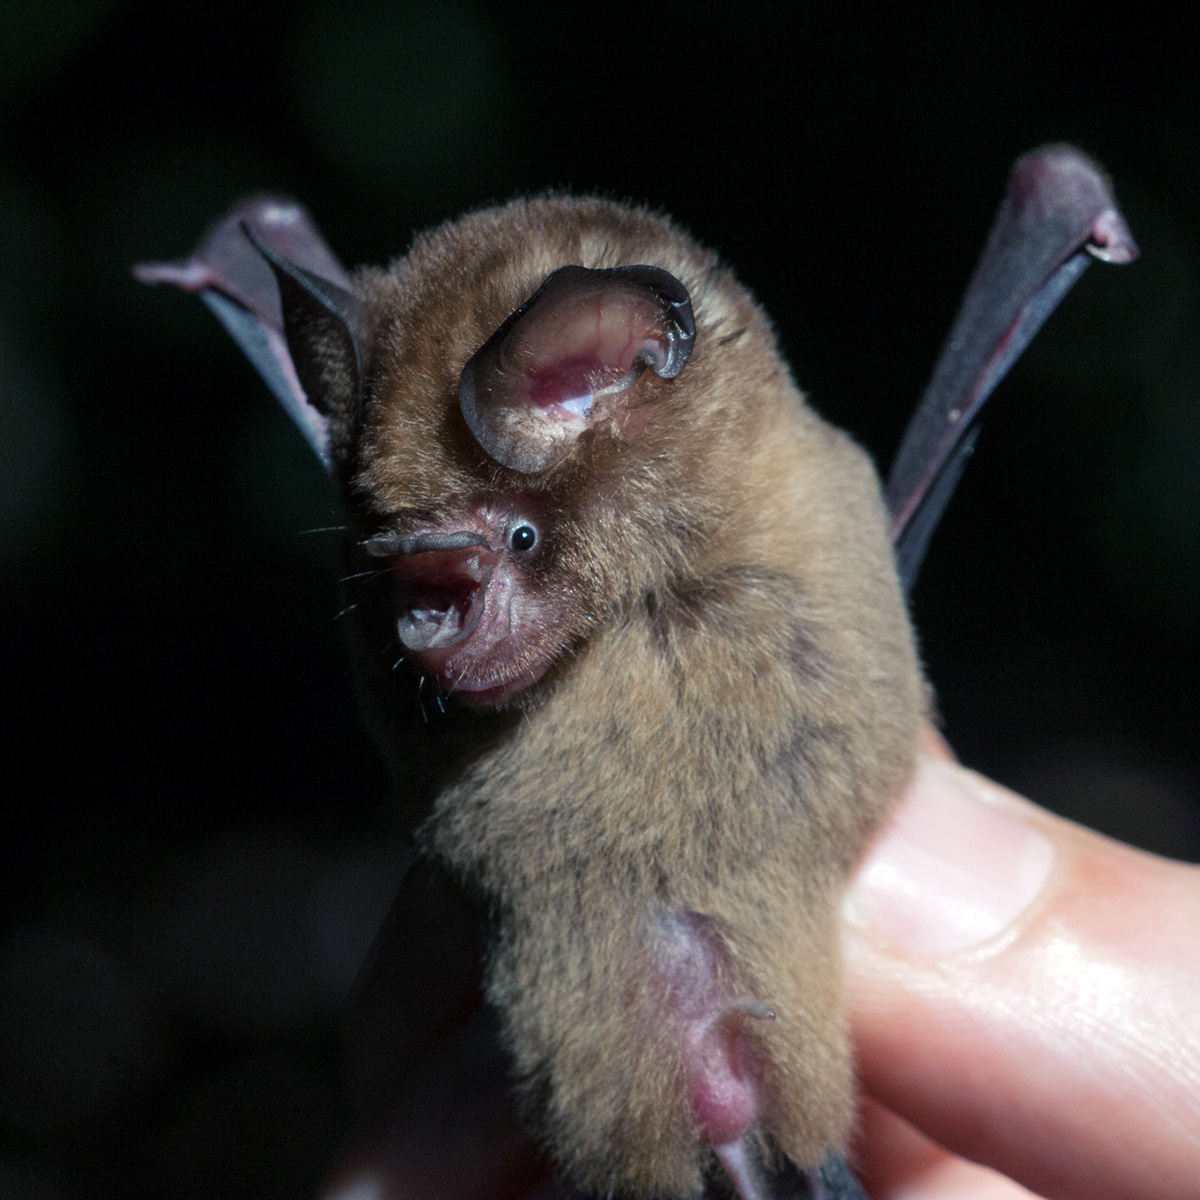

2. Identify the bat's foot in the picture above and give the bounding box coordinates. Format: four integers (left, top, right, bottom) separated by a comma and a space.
806, 1152, 868, 1200
713, 1137, 766, 1200
708, 1143, 865, 1200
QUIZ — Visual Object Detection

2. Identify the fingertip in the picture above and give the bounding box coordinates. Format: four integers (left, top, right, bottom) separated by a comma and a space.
844, 756, 1057, 958
843, 759, 1200, 1200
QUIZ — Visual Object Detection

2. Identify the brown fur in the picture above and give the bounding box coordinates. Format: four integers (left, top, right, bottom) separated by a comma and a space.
332, 197, 924, 1196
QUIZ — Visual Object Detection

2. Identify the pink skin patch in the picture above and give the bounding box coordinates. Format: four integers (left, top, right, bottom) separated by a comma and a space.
525, 356, 632, 420
643, 911, 774, 1191
517, 296, 662, 420
683, 1002, 772, 1146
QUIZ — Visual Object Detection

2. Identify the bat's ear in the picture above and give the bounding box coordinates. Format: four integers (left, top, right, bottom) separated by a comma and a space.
459, 264, 695, 473
242, 223, 364, 422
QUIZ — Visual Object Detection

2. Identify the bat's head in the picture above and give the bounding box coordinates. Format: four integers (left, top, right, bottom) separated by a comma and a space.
259, 197, 787, 707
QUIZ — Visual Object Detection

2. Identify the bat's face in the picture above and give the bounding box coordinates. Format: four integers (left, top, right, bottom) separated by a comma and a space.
357, 493, 584, 705
338, 204, 725, 707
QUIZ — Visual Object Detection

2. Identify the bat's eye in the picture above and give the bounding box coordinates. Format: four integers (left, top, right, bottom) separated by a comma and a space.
510, 524, 537, 552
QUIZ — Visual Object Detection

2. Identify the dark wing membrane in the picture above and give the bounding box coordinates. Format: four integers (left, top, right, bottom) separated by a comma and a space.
885, 145, 1138, 591
134, 196, 355, 470
200, 290, 329, 462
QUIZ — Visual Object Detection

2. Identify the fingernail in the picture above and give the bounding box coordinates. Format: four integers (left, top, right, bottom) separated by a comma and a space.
843, 756, 1056, 957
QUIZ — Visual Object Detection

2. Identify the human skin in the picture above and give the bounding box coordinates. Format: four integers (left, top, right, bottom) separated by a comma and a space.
323, 735, 1200, 1200
845, 737, 1200, 1200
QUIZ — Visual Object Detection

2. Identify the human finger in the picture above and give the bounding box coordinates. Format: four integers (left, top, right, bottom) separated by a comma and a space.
843, 754, 1200, 1200
853, 1095, 1045, 1199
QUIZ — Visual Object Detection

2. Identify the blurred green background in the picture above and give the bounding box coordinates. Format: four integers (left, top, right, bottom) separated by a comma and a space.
1, 1, 1198, 1197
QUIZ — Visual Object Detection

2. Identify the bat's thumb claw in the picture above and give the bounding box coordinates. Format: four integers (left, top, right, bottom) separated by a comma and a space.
1087, 207, 1140, 264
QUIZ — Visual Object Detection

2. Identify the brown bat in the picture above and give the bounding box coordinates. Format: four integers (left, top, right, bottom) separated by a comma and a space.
135, 145, 1135, 1200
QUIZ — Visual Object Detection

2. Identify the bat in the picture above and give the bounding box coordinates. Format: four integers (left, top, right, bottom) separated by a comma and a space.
135, 144, 1135, 1200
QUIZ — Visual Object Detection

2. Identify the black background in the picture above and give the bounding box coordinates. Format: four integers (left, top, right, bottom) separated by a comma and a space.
1, 2, 1198, 1197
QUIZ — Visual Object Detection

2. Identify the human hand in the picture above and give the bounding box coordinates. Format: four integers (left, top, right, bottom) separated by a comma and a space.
842, 740, 1200, 1200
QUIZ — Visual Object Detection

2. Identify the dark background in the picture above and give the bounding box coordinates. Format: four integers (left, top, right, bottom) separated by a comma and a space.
2, 2, 1198, 1197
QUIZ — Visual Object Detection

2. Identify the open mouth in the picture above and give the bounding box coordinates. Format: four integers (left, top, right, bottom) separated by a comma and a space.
390, 547, 497, 652
370, 526, 552, 704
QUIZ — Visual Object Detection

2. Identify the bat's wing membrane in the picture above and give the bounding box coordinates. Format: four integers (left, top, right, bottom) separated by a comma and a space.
134, 196, 353, 470
886, 144, 1138, 592
199, 289, 328, 461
